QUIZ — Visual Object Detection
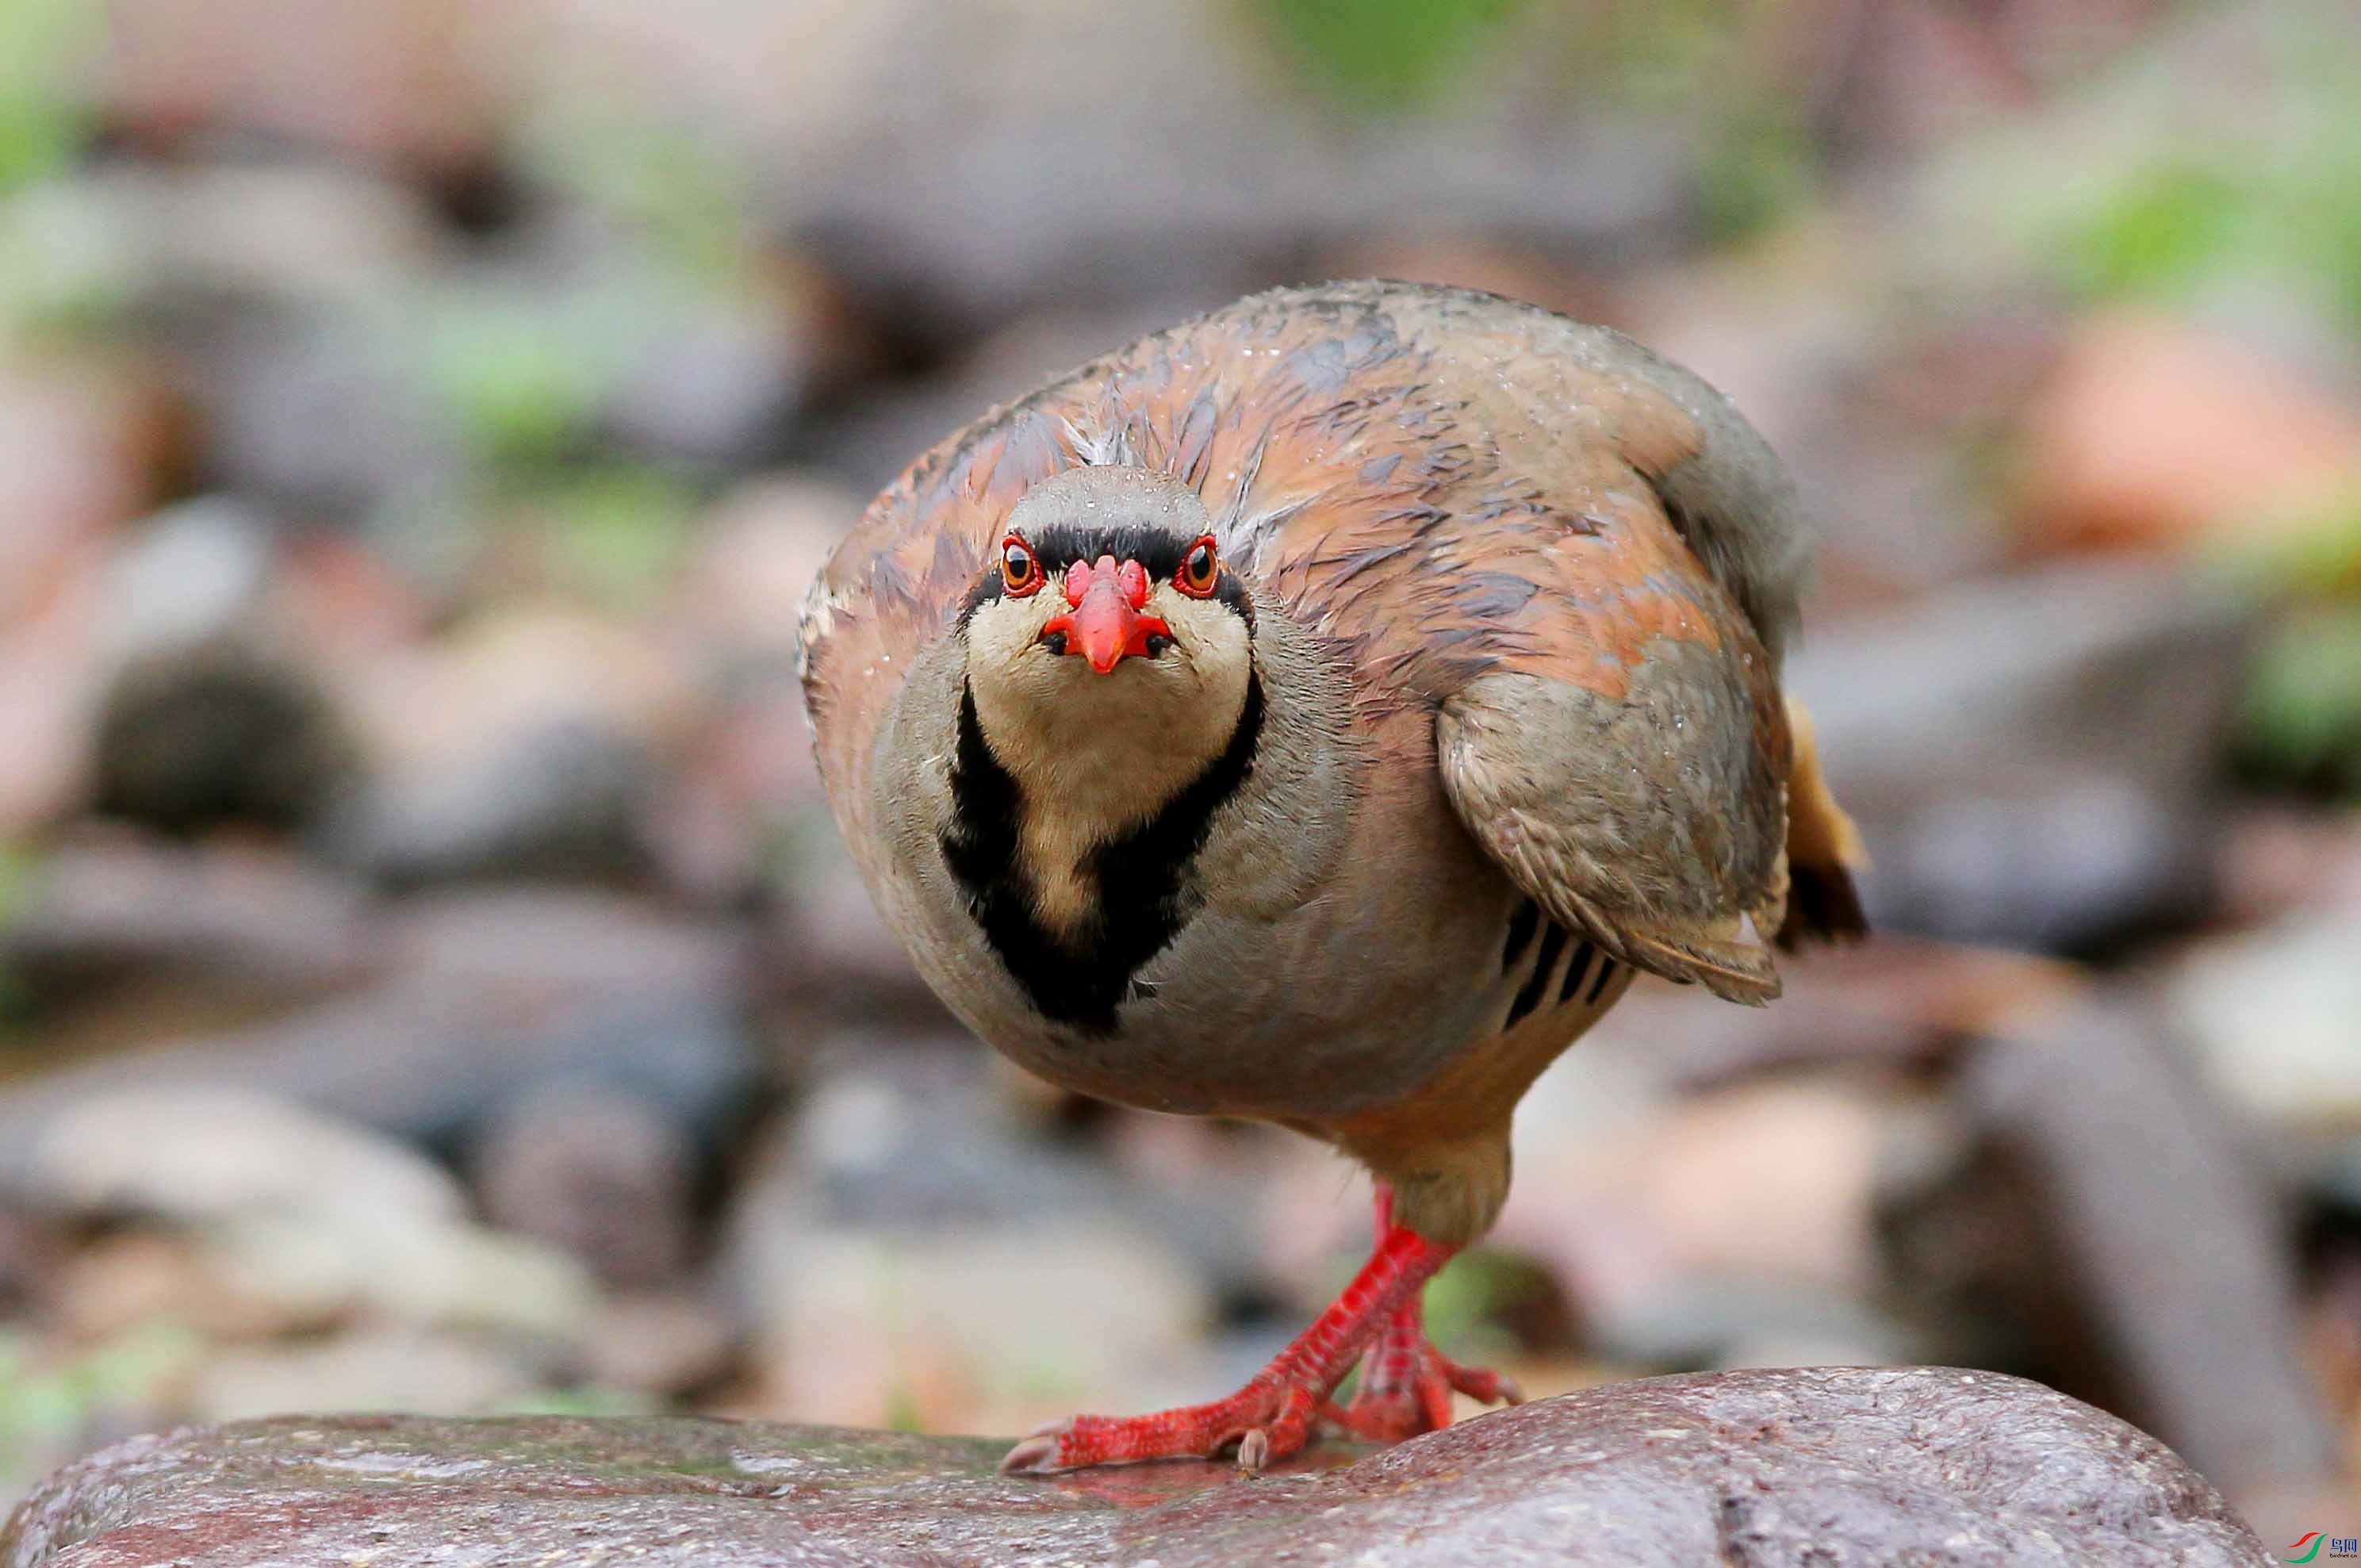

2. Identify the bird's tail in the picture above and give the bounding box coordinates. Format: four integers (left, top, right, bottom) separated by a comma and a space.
1776, 696, 1869, 949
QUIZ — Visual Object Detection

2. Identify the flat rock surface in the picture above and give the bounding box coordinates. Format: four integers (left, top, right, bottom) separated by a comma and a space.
2, 1367, 2266, 1566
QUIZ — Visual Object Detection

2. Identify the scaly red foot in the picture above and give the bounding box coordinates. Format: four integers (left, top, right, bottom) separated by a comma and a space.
1001, 1220, 1454, 1473
1323, 1294, 1522, 1443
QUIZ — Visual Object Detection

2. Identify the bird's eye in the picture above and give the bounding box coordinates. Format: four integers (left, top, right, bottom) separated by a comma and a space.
1175, 535, 1220, 598
1000, 535, 1043, 596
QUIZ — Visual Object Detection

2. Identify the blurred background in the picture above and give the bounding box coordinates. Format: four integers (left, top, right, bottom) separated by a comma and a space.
2, 0, 2359, 1542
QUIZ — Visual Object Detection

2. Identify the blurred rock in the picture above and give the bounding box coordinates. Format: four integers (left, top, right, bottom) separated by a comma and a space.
100, 0, 496, 180
2217, 807, 2361, 928
1499, 1075, 1909, 1367
333, 606, 693, 883
1790, 558, 2249, 951
201, 1209, 596, 1350
0, 355, 177, 631
583, 1290, 738, 1397
19, 162, 448, 312
472, 1086, 696, 1290
604, 293, 812, 470
641, 476, 848, 902
2171, 915, 2361, 1133
0, 555, 105, 838
0, 355, 181, 834
186, 301, 471, 584
1621, 225, 2026, 601
44, 1227, 324, 1345
738, 1044, 1263, 1297
95, 498, 278, 664
723, 1051, 1228, 1433
3, 1371, 2267, 1566
1614, 937, 2082, 1093
91, 641, 353, 838
521, 1, 1692, 347
763, 833, 941, 1026
673, 476, 857, 669
0, 889, 761, 1160
0, 1084, 592, 1348
2022, 313, 2361, 554
734, 1217, 1214, 1435
184, 1328, 541, 1425
799, 300, 1240, 492
0, 830, 374, 1003
1967, 995, 2347, 1511
1, 1086, 464, 1233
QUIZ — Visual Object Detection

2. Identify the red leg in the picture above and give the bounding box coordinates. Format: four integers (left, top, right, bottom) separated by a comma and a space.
1324, 1187, 1522, 1443
1000, 1218, 1455, 1473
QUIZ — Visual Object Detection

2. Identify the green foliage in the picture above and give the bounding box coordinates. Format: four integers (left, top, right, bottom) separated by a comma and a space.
531, 119, 759, 289
494, 1387, 661, 1418
2238, 602, 2361, 794
1257, 0, 1526, 103
1420, 1247, 1549, 1355
0, 1324, 205, 1492
0, 0, 95, 198
2037, 29, 2361, 334
1696, 109, 1819, 245
0, 843, 41, 1045
514, 464, 696, 611
2056, 162, 2248, 301
427, 301, 615, 469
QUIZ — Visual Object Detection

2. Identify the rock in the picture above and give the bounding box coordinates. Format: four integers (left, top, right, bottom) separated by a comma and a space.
642, 475, 849, 902
0, 888, 761, 1159
1498, 1075, 1906, 1367
2021, 309, 2361, 554
1788, 558, 2249, 951
198, 1210, 596, 1350
0, 1370, 2267, 1565
94, 499, 279, 665
671, 476, 858, 670
182, 1328, 543, 1427
723, 1052, 1228, 1436
2170, 916, 2361, 1133
0, 830, 375, 1004
1, 1086, 464, 1233
0, 1083, 596, 1352
1967, 996, 2347, 1513
734, 1218, 1217, 1437
185, 301, 471, 585
471, 1086, 697, 1290
91, 644, 351, 838
99, 0, 496, 180
582, 1291, 738, 1398
603, 293, 814, 470
0, 355, 178, 834
331, 606, 694, 883
0, 355, 173, 631
523, 0, 1690, 346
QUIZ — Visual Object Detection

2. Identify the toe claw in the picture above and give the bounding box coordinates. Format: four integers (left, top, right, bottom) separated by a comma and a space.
1235, 1428, 1271, 1473
1493, 1373, 1524, 1406
1026, 1417, 1069, 1438
998, 1435, 1063, 1474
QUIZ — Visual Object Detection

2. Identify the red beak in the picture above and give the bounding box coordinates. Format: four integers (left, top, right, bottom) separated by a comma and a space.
1042, 555, 1171, 674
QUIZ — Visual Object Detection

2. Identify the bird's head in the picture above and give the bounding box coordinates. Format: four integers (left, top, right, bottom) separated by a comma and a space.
960, 466, 1255, 810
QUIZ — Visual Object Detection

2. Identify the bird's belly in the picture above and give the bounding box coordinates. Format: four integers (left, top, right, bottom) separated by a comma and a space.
948, 867, 1589, 1125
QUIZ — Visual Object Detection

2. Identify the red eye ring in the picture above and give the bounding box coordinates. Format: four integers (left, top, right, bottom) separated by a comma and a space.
1000, 534, 1043, 596
1174, 535, 1220, 598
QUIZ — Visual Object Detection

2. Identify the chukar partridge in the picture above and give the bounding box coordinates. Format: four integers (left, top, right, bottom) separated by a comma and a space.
797, 280, 1866, 1473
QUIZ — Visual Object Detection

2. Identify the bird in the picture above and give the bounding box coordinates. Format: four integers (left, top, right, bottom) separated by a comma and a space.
797, 279, 1867, 1474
